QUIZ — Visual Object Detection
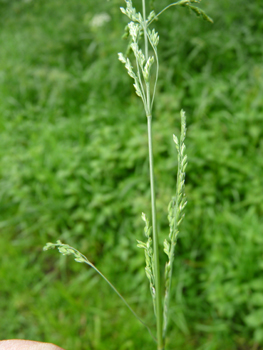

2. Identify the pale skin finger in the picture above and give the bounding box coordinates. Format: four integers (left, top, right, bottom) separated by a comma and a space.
0, 340, 65, 350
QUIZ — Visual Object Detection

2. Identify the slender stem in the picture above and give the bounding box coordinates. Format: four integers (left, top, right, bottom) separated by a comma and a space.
142, 0, 149, 60
143, 0, 163, 347
142, 0, 151, 116
146, 31, 159, 109
45, 242, 157, 343
147, 116, 164, 350
88, 261, 157, 343
148, 0, 190, 26
143, 1, 164, 348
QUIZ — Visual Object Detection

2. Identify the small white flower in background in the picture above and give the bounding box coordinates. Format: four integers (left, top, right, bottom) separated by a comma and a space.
90, 13, 111, 28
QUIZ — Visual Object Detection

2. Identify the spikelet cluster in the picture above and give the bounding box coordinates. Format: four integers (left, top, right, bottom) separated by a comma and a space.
44, 241, 88, 264
118, 0, 159, 116
182, 0, 213, 23
137, 212, 156, 314
163, 110, 188, 336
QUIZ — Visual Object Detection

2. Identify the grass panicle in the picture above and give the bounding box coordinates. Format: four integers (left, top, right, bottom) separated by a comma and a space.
44, 1, 212, 349
163, 109, 187, 338
44, 241, 157, 342
137, 212, 156, 315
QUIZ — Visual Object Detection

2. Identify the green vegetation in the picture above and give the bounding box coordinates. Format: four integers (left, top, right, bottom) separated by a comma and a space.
0, 0, 263, 349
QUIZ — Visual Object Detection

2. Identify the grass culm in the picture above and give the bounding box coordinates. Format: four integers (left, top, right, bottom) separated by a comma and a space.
44, 1, 212, 349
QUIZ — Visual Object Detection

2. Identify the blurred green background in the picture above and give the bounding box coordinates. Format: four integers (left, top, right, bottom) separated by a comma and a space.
0, 0, 263, 349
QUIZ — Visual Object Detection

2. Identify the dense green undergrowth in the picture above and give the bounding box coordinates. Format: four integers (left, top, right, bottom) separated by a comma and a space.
0, 0, 263, 349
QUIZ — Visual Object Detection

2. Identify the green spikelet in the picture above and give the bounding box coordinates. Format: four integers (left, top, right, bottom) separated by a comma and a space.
137, 212, 156, 315
163, 109, 188, 337
118, 0, 160, 117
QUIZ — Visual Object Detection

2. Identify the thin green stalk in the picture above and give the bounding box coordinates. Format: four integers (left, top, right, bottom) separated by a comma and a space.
146, 31, 159, 110
44, 241, 157, 343
142, 1, 163, 348
142, 0, 151, 115
147, 115, 164, 350
149, 0, 190, 24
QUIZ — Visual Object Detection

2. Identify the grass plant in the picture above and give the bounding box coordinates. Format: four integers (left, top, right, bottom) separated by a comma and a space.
44, 1, 212, 349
